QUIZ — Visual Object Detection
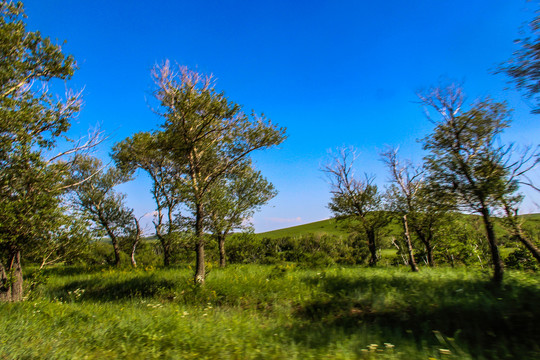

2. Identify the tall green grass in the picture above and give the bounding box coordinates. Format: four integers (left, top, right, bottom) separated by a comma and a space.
1, 265, 539, 359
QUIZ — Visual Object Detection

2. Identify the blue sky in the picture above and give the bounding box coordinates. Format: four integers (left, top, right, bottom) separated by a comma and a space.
23, 0, 540, 232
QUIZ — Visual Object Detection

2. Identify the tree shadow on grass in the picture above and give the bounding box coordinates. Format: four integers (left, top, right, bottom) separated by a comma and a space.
51, 274, 178, 302
287, 272, 540, 359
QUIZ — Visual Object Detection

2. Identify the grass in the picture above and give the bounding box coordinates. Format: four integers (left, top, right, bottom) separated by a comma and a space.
1, 264, 539, 359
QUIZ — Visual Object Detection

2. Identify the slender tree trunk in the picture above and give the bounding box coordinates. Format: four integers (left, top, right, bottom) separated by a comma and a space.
367, 230, 377, 266
480, 207, 503, 284
130, 217, 141, 268
154, 212, 171, 267
194, 204, 206, 284
108, 230, 121, 266
156, 233, 171, 267
402, 215, 419, 272
163, 241, 170, 267
425, 240, 434, 267
218, 234, 227, 268
101, 219, 121, 266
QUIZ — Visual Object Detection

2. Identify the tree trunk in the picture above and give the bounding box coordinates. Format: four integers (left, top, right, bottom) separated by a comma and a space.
130, 217, 141, 268
402, 215, 419, 272
194, 204, 206, 284
480, 207, 503, 284
367, 230, 377, 266
0, 251, 23, 302
515, 232, 540, 263
0, 260, 11, 302
156, 234, 170, 267
10, 251, 23, 301
111, 237, 121, 266
155, 228, 171, 266
103, 222, 121, 267
425, 241, 434, 267
413, 227, 435, 267
218, 234, 226, 268
503, 206, 540, 263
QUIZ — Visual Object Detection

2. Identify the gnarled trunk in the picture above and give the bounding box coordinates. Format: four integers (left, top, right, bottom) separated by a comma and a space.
481, 207, 503, 284
0, 251, 23, 302
102, 218, 121, 267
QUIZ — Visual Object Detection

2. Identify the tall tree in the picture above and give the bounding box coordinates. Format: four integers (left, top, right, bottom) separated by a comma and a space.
113, 132, 182, 266
206, 163, 277, 267
381, 147, 420, 271
419, 84, 519, 284
381, 147, 452, 267
70, 155, 135, 267
0, 1, 90, 301
151, 61, 285, 283
323, 147, 389, 266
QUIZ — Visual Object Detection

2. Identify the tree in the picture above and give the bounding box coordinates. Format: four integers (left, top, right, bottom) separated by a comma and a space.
113, 132, 182, 266
70, 155, 136, 267
419, 84, 520, 284
381, 147, 452, 267
206, 162, 277, 267
499, 9, 540, 114
150, 61, 285, 283
323, 147, 389, 266
0, 1, 90, 301
381, 147, 420, 271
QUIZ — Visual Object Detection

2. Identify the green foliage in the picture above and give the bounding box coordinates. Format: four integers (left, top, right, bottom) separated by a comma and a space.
112, 131, 182, 266
77, 240, 163, 268
70, 155, 137, 266
499, 9, 540, 113
225, 232, 380, 266
323, 148, 390, 266
420, 85, 522, 283
0, 0, 90, 300
505, 247, 539, 271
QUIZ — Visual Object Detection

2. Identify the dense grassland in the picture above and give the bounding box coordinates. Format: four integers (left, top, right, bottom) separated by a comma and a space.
1, 264, 539, 359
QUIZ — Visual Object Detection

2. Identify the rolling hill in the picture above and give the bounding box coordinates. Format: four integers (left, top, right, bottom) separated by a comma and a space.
256, 213, 540, 239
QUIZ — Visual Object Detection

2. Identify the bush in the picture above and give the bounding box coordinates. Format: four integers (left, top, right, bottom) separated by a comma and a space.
505, 247, 539, 271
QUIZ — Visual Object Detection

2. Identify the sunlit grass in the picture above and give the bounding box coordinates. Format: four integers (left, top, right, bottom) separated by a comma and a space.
1, 264, 539, 359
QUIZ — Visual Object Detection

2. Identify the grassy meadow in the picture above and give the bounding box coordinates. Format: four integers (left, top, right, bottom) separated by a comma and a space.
1, 264, 539, 359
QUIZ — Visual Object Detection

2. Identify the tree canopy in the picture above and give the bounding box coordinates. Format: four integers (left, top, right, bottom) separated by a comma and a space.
0, 0, 85, 301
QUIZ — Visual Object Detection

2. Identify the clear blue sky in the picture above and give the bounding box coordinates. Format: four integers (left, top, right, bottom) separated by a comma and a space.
23, 0, 540, 232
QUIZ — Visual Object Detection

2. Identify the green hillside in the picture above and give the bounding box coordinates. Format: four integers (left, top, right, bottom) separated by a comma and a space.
256, 213, 540, 239
256, 219, 345, 239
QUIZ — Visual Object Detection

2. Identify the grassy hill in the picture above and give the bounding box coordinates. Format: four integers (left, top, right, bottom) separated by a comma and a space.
256, 219, 345, 239
256, 213, 540, 239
